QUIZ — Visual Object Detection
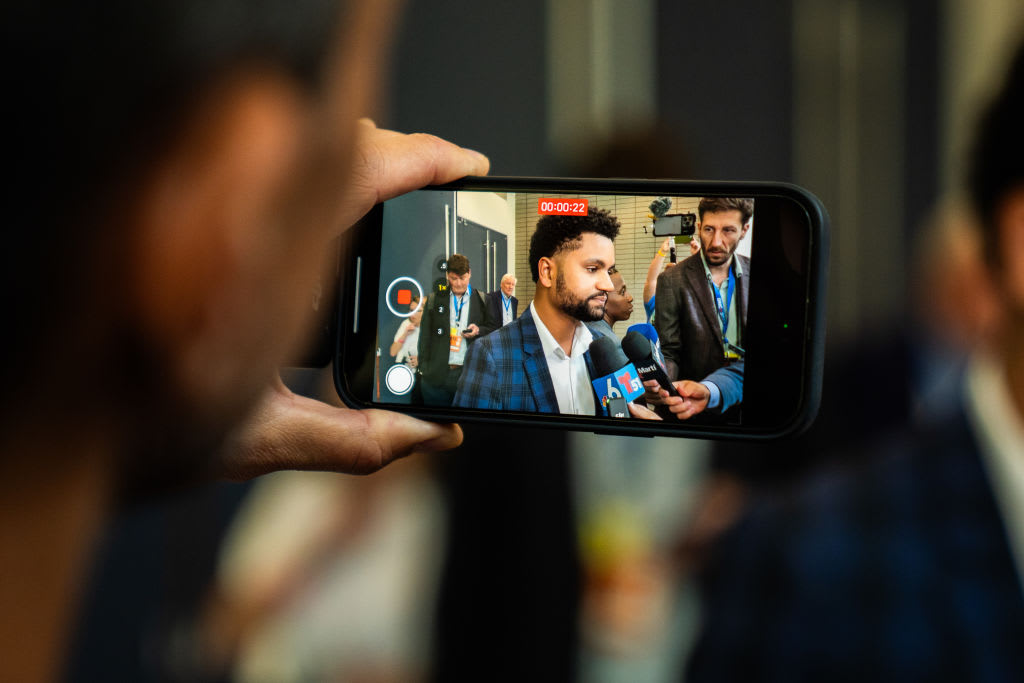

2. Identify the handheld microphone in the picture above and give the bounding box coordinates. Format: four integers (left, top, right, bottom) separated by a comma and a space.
588, 336, 645, 417
626, 323, 668, 373
622, 330, 679, 397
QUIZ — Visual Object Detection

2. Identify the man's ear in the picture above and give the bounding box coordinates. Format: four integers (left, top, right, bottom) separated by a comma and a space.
130, 72, 306, 407
537, 256, 556, 289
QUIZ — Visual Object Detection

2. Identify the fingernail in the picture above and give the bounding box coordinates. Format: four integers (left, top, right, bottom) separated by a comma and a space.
418, 426, 462, 452
465, 148, 490, 166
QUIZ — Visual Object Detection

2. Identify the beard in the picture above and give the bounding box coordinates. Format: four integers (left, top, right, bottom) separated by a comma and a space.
555, 272, 606, 322
702, 243, 734, 265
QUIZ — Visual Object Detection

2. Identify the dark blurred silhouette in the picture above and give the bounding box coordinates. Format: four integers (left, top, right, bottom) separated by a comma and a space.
688, 37, 1024, 682
2, 1, 485, 680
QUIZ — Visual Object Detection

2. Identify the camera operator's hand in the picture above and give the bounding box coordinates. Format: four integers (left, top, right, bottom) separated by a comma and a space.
218, 376, 462, 480
339, 119, 489, 229
218, 125, 486, 480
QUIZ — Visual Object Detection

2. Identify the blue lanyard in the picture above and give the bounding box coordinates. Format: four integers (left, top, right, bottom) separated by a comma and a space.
502, 294, 511, 313
708, 268, 736, 343
452, 284, 471, 322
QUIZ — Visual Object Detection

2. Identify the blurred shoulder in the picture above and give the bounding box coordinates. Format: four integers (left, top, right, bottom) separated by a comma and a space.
719, 413, 983, 567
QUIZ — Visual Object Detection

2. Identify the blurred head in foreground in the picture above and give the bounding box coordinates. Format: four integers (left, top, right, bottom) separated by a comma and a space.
4, 0, 398, 489
2, 1, 401, 678
970, 40, 1024, 369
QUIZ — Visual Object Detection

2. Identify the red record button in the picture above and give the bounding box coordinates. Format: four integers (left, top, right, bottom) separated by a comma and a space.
538, 198, 588, 216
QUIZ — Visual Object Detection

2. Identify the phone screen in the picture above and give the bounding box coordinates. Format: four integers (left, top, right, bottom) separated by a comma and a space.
337, 178, 827, 440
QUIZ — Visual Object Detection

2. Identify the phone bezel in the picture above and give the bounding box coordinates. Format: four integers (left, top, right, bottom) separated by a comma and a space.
334, 176, 828, 440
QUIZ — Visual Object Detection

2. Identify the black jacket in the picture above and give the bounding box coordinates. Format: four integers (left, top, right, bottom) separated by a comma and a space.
417, 287, 496, 383
485, 290, 519, 328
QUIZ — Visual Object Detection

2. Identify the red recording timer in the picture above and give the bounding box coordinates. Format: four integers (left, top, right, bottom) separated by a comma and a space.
537, 197, 588, 216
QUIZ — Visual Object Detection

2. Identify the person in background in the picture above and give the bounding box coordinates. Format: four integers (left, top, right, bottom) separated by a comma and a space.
642, 236, 696, 325
655, 197, 752, 384
688, 39, 1024, 681
417, 253, 496, 406
390, 295, 422, 367
643, 237, 673, 324
486, 273, 519, 328
587, 267, 634, 343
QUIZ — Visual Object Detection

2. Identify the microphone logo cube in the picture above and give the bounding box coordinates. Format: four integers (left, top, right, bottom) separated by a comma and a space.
616, 370, 642, 394
604, 377, 623, 399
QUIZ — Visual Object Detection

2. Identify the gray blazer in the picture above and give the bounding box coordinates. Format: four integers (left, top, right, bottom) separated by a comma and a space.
653, 253, 749, 382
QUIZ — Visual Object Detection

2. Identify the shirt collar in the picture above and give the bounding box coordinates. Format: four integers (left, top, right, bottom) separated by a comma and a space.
966, 350, 1024, 590
530, 301, 593, 361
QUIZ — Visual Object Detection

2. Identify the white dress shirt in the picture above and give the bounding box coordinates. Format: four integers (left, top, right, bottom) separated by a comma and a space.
530, 301, 595, 416
501, 293, 514, 326
966, 350, 1024, 592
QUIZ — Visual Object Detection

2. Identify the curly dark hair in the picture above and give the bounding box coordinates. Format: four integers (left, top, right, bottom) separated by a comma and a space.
698, 197, 754, 225
528, 207, 620, 282
969, 39, 1024, 268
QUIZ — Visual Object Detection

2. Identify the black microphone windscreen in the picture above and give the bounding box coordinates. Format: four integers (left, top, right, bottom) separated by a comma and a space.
621, 331, 654, 365
588, 335, 628, 376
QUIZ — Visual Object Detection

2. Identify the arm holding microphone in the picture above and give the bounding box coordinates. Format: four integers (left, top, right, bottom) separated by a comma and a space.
643, 362, 744, 420
621, 326, 743, 421
702, 361, 743, 413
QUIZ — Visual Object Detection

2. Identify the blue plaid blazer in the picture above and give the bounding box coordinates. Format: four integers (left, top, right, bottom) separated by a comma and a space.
453, 307, 604, 413
688, 406, 1024, 682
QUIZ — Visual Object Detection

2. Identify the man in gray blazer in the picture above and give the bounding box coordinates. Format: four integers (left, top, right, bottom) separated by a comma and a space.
654, 197, 751, 384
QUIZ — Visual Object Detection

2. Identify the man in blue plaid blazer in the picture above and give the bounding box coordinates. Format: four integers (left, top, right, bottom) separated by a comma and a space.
453, 206, 623, 415
453, 305, 607, 413
688, 40, 1024, 682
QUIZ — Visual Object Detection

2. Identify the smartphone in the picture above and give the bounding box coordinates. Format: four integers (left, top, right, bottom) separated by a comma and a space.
652, 212, 696, 237
332, 176, 828, 440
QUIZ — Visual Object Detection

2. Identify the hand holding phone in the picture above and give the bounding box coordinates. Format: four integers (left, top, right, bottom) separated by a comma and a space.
217, 377, 463, 480
335, 176, 828, 440
233, 126, 493, 478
